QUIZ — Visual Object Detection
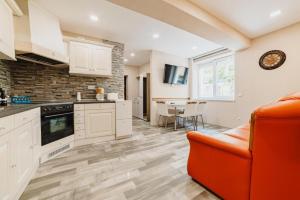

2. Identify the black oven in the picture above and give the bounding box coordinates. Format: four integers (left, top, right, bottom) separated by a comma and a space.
41, 103, 74, 146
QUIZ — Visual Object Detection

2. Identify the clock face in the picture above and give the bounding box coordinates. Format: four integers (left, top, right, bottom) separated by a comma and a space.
259, 50, 286, 70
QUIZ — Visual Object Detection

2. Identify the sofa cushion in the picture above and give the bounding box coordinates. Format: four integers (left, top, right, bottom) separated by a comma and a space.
223, 124, 250, 141
187, 131, 251, 158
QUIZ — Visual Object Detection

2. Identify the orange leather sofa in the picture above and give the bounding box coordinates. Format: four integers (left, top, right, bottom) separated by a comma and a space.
187, 93, 300, 200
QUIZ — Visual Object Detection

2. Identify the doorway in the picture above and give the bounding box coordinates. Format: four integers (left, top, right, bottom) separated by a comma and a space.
143, 77, 147, 119
142, 73, 151, 121
124, 75, 128, 100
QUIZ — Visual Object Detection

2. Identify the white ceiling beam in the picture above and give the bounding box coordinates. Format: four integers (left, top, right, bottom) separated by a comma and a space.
108, 0, 251, 50
5, 0, 23, 16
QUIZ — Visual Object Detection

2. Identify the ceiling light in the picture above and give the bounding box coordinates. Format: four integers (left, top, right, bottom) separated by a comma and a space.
89, 15, 99, 22
270, 10, 281, 18
152, 33, 160, 39
192, 46, 198, 50
130, 53, 135, 57
124, 58, 128, 62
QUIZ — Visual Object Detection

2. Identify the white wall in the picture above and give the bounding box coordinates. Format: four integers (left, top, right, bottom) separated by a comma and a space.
201, 23, 300, 128
139, 63, 150, 77
124, 65, 139, 100
150, 50, 189, 125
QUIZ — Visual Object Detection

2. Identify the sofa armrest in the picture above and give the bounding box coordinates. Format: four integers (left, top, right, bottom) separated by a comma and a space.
187, 131, 251, 159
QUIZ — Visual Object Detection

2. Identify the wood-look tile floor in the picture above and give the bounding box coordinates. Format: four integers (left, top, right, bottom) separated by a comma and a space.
21, 119, 228, 200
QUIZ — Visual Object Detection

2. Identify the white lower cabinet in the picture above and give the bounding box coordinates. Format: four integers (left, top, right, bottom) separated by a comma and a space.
12, 123, 34, 190
85, 109, 115, 138
74, 103, 116, 144
0, 108, 41, 200
0, 133, 12, 200
32, 117, 41, 162
116, 101, 132, 139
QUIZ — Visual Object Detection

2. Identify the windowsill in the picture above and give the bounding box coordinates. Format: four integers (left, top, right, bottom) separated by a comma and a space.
199, 98, 235, 102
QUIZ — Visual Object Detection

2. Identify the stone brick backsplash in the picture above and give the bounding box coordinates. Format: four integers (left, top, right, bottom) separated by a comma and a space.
1, 40, 124, 101
0, 61, 11, 95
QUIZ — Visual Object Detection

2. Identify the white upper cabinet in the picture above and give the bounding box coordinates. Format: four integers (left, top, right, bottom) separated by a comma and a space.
69, 41, 90, 74
91, 44, 112, 76
69, 41, 112, 77
0, 0, 15, 60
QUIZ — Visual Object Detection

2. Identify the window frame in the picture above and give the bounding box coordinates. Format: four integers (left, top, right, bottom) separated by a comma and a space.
196, 54, 235, 101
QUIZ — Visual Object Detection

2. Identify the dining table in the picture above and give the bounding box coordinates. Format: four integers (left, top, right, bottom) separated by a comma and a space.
166, 101, 187, 131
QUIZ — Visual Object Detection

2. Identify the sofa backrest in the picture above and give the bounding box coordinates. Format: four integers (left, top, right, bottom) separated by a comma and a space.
249, 93, 300, 200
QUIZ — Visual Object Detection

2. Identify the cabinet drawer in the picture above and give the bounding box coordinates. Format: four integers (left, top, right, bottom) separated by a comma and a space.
74, 104, 85, 111
85, 103, 115, 110
75, 123, 85, 131
116, 119, 132, 138
74, 117, 84, 124
14, 108, 39, 128
0, 115, 14, 136
116, 101, 132, 120
74, 110, 84, 117
75, 130, 85, 139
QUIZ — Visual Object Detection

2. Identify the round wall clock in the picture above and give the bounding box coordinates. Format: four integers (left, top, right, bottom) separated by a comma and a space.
259, 50, 286, 70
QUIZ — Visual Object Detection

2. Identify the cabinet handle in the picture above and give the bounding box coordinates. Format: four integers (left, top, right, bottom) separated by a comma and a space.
0, 127, 5, 130
11, 164, 16, 168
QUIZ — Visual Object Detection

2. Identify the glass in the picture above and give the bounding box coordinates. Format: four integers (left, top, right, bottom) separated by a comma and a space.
50, 116, 67, 133
215, 57, 234, 98
199, 65, 214, 98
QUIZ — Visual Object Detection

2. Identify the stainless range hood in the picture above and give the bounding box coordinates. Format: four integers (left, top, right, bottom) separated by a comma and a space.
14, 0, 68, 67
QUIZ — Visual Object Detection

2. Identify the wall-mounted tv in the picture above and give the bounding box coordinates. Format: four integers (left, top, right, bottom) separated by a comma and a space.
163, 64, 189, 85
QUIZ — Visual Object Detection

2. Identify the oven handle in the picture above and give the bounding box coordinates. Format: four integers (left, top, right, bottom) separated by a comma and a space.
43, 112, 74, 118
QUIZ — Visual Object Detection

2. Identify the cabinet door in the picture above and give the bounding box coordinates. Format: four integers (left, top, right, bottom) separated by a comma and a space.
85, 109, 115, 138
32, 118, 41, 162
0, 133, 12, 200
116, 119, 132, 138
12, 123, 34, 188
136, 97, 144, 119
0, 0, 15, 60
116, 101, 132, 120
91, 45, 112, 76
69, 42, 90, 74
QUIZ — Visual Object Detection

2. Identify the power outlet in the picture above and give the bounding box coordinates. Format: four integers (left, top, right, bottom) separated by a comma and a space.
87, 85, 96, 90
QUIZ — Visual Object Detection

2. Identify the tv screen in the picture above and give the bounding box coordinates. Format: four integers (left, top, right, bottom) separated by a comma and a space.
163, 64, 189, 85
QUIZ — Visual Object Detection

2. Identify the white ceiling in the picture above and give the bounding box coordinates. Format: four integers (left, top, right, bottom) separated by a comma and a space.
35, 0, 221, 66
191, 0, 300, 38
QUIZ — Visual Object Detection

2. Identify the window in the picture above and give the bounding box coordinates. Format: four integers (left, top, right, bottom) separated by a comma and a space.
197, 55, 235, 101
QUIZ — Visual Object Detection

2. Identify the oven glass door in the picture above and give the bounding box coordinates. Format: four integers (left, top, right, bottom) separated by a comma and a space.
41, 112, 74, 146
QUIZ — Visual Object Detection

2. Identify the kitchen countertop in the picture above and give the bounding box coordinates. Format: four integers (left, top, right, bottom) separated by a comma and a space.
0, 99, 116, 118
74, 99, 116, 104
0, 104, 42, 118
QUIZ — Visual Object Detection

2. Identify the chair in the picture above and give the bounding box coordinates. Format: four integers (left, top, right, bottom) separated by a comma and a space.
195, 101, 206, 129
186, 92, 300, 200
177, 101, 198, 130
157, 101, 175, 128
